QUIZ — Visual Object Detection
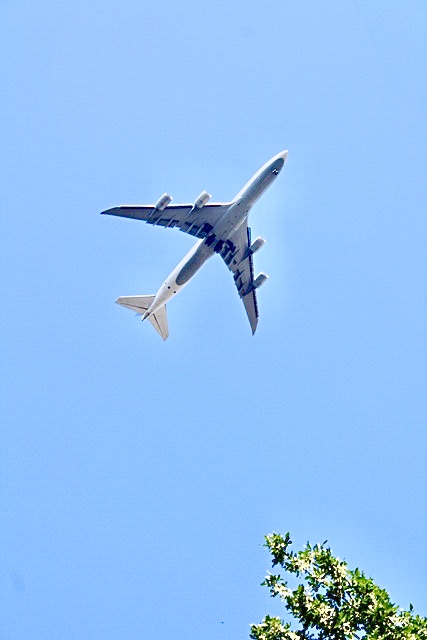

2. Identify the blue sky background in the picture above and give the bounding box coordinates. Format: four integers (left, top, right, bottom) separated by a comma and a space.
1, 1, 426, 638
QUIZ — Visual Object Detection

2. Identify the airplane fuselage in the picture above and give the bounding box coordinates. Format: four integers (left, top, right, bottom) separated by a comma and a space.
143, 151, 287, 320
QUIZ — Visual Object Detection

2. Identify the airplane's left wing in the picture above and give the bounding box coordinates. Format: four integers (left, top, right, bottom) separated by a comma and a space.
219, 223, 268, 334
101, 201, 230, 240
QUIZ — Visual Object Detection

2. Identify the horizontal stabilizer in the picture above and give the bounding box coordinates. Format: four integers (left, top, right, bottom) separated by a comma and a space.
147, 305, 169, 341
116, 295, 169, 340
116, 295, 155, 314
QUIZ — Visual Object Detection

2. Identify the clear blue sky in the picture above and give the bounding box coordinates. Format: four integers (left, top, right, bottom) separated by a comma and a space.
1, 1, 426, 638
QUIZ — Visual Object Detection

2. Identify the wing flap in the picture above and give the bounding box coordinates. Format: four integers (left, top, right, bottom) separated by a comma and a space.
242, 289, 259, 334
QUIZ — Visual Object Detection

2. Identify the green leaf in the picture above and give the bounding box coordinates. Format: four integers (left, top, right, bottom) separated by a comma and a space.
252, 532, 427, 640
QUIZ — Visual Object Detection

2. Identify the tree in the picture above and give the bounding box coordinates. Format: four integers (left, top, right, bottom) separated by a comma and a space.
250, 532, 427, 640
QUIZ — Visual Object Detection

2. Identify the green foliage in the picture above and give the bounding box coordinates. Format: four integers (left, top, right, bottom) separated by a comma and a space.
250, 533, 427, 640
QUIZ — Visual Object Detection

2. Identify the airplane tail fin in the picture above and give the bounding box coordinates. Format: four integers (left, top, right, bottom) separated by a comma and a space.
116, 295, 169, 340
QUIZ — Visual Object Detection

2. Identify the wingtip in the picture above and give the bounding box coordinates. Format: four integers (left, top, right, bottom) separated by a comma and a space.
250, 316, 259, 335
100, 206, 122, 216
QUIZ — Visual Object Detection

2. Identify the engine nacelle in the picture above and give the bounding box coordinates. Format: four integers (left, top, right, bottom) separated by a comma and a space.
194, 190, 211, 209
253, 272, 269, 290
154, 193, 172, 211
249, 236, 266, 254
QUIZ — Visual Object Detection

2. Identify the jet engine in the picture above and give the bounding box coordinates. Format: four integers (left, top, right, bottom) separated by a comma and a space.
155, 193, 172, 211
253, 272, 269, 289
194, 190, 211, 209
249, 236, 266, 254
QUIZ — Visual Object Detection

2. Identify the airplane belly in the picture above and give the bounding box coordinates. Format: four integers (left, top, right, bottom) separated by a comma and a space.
208, 203, 247, 240
175, 241, 214, 286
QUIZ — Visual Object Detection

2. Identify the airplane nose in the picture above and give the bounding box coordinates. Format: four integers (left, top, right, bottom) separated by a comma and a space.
272, 157, 284, 175
271, 150, 288, 174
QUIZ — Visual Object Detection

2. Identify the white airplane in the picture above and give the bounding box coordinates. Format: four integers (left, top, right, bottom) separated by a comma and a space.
101, 150, 288, 339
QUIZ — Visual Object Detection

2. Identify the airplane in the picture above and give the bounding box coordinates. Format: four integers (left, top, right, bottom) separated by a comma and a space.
101, 150, 288, 340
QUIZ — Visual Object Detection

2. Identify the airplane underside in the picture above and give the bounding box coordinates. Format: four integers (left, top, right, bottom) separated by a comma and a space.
101, 150, 288, 339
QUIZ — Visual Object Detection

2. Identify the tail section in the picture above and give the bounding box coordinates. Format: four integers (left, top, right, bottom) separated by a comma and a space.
116, 295, 155, 314
147, 304, 169, 341
116, 295, 169, 340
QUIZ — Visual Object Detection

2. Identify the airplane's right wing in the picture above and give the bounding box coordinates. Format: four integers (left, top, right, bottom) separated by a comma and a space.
101, 201, 230, 240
